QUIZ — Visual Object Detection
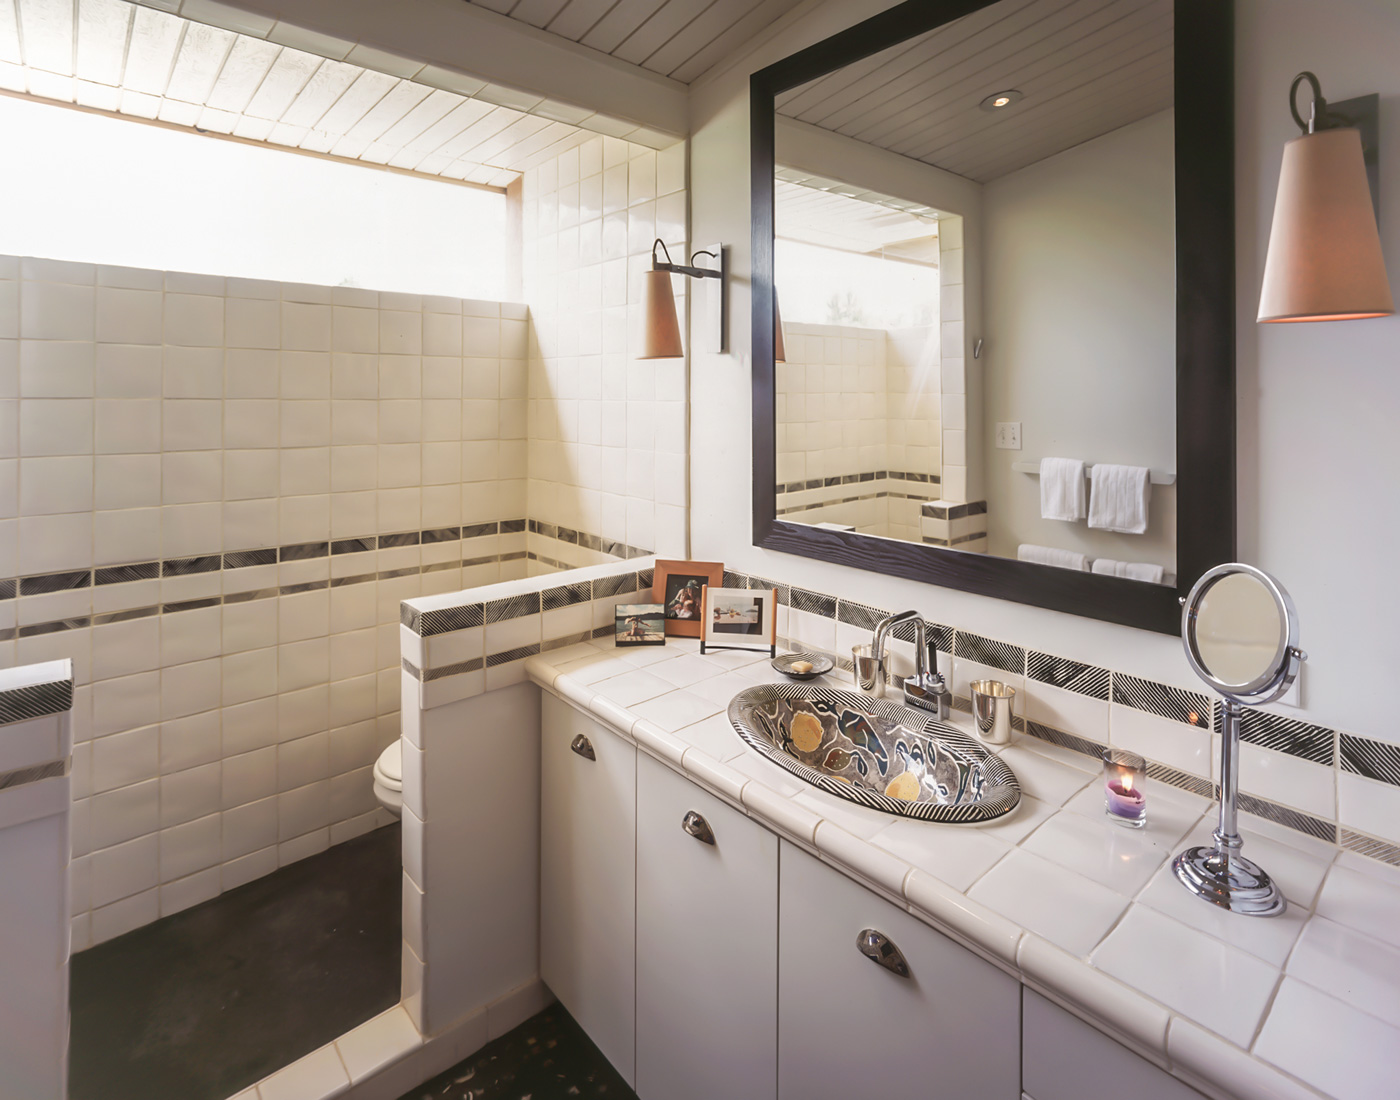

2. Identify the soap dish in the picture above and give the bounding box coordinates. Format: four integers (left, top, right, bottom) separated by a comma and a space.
771, 651, 834, 680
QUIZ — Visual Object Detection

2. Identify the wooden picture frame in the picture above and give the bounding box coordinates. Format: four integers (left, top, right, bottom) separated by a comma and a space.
700, 586, 777, 657
653, 559, 724, 637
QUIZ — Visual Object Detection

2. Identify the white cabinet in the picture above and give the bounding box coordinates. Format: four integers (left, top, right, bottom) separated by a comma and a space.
1022, 989, 1206, 1100
777, 841, 1021, 1100
635, 753, 779, 1100
540, 694, 637, 1086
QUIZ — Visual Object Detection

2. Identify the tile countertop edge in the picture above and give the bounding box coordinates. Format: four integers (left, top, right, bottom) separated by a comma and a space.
525, 656, 1339, 1100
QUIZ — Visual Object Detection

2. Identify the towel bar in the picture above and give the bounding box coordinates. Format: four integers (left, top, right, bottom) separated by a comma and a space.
1012, 461, 1176, 486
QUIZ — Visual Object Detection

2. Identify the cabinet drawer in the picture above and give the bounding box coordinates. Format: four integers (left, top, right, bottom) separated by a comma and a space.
636, 753, 778, 1100
540, 695, 637, 1085
1023, 989, 1205, 1100
778, 841, 1020, 1100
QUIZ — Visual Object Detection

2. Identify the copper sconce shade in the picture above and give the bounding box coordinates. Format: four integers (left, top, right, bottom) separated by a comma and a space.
640, 268, 683, 359
639, 239, 725, 358
1258, 72, 1394, 323
773, 293, 787, 363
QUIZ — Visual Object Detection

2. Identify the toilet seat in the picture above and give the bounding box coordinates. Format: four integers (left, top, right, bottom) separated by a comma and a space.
373, 740, 402, 792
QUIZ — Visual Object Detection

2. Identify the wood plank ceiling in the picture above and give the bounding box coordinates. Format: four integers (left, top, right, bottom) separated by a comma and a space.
467, 0, 809, 84
775, 175, 941, 264
0, 0, 674, 189
776, 0, 1173, 183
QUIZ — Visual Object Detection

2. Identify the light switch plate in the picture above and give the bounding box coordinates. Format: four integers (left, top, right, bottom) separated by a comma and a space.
995, 422, 1022, 450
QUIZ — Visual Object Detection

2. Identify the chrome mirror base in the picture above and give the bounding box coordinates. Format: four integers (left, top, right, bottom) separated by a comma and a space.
1172, 844, 1286, 917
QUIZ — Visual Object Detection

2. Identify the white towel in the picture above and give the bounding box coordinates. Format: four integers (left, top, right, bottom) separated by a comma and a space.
1091, 558, 1166, 584
1039, 457, 1086, 522
1018, 544, 1089, 571
1088, 464, 1150, 534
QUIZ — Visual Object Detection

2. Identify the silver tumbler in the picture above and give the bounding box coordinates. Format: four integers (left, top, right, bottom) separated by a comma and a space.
971, 679, 1016, 745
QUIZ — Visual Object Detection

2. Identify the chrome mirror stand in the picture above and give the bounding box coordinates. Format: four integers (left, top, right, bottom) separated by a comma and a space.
1173, 564, 1306, 918
1172, 699, 1287, 916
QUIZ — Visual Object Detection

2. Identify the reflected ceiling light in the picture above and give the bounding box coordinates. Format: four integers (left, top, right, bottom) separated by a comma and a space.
979, 89, 1023, 112
640, 239, 726, 358
1258, 72, 1393, 323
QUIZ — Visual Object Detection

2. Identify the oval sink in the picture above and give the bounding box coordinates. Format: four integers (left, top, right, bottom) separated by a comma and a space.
728, 683, 1020, 823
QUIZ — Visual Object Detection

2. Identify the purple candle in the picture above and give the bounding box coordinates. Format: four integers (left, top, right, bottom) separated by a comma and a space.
1104, 749, 1147, 828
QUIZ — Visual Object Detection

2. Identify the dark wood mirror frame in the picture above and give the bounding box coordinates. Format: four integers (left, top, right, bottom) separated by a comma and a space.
750, 0, 1234, 636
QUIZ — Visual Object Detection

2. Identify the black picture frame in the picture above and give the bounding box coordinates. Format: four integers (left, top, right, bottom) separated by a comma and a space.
749, 0, 1235, 636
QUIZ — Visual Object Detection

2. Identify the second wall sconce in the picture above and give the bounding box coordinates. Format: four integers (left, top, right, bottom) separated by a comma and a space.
640, 239, 726, 358
1258, 71, 1393, 323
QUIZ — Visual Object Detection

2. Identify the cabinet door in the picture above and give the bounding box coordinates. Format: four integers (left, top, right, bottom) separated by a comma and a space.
636, 753, 778, 1100
1023, 989, 1205, 1100
778, 841, 1020, 1100
540, 694, 637, 1085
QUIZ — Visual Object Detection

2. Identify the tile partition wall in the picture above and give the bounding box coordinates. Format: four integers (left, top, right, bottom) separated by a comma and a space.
722, 568, 1400, 871
775, 321, 942, 542
520, 135, 688, 561
0, 659, 73, 1100
0, 254, 543, 947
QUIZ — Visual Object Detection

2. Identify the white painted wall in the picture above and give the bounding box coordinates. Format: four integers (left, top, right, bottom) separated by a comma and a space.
981, 110, 1176, 567
690, 0, 1400, 743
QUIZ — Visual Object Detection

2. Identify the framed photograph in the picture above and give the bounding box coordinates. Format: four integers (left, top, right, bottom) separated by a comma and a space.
653, 559, 724, 637
700, 586, 777, 656
615, 603, 666, 647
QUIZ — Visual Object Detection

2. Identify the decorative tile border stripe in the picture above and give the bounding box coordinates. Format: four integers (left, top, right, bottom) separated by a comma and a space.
776, 470, 941, 494
1145, 760, 1217, 801
920, 531, 988, 548
526, 520, 650, 561
1024, 719, 1106, 761
1341, 829, 1400, 868
954, 630, 1025, 676
1340, 733, 1400, 786
0, 677, 74, 725
0, 758, 70, 790
1, 520, 532, 600
1236, 792, 1337, 842
1215, 708, 1335, 767
1113, 672, 1212, 729
1027, 652, 1111, 700
4, 521, 642, 643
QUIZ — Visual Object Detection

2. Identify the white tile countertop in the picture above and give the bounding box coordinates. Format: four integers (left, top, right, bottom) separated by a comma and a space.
524, 635, 1400, 1100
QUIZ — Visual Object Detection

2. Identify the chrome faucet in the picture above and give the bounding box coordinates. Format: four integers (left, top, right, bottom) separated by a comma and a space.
864, 611, 952, 720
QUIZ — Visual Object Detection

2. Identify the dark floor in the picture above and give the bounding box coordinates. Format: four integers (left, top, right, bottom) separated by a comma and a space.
70, 822, 402, 1100
401, 1004, 638, 1100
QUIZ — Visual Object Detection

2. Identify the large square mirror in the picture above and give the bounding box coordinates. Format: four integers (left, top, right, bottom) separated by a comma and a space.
751, 0, 1234, 634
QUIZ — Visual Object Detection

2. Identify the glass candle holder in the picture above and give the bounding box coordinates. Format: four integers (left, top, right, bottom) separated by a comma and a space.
1103, 749, 1147, 828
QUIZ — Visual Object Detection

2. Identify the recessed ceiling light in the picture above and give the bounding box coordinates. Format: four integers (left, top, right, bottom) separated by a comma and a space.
979, 89, 1023, 111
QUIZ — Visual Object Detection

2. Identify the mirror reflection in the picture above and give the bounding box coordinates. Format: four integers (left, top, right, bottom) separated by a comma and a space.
1194, 573, 1285, 687
772, 0, 1177, 583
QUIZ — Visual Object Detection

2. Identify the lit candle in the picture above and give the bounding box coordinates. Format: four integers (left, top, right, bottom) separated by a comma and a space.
1104, 749, 1147, 828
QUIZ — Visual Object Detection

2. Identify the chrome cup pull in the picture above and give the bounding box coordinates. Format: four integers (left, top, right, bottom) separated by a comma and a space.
570, 734, 595, 761
857, 928, 910, 978
681, 811, 715, 845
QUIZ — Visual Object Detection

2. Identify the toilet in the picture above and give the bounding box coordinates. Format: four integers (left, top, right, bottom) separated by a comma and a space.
372, 740, 403, 817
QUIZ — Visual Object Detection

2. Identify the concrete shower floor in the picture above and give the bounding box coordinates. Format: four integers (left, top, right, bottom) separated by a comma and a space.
69, 822, 402, 1100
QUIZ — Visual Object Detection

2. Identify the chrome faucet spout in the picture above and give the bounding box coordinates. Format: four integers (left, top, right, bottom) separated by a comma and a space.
866, 611, 951, 719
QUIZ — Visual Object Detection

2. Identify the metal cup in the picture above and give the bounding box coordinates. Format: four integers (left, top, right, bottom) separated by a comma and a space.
852, 644, 884, 695
971, 679, 1016, 745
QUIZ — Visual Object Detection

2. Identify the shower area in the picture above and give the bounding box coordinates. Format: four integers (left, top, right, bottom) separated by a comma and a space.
0, 0, 684, 1094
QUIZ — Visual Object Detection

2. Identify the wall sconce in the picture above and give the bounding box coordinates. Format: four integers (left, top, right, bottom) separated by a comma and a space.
640, 239, 725, 358
1258, 72, 1393, 323
773, 292, 787, 363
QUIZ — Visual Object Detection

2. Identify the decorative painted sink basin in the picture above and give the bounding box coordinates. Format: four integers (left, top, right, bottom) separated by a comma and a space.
728, 684, 1020, 823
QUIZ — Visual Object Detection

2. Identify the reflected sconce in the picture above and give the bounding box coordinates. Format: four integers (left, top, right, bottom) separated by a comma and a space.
640, 239, 726, 358
773, 291, 787, 363
1258, 72, 1393, 323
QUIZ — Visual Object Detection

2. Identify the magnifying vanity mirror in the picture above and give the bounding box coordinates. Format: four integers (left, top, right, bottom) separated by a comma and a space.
1174, 564, 1306, 916
750, 0, 1235, 634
